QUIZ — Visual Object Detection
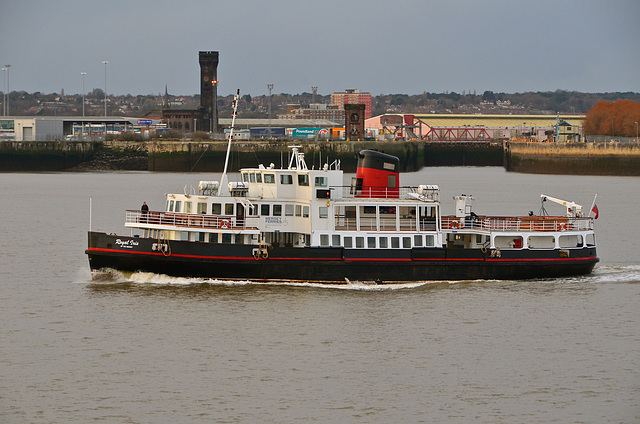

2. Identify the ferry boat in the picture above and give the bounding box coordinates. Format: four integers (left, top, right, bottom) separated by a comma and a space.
86, 93, 598, 283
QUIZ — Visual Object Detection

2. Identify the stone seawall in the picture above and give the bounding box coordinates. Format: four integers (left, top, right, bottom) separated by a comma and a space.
505, 141, 640, 176
146, 140, 503, 172
0, 141, 100, 171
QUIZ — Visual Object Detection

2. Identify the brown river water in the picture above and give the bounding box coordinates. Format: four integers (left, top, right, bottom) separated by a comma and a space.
1, 167, 638, 423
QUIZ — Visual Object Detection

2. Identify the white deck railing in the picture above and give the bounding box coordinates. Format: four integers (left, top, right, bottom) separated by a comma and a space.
126, 210, 256, 230
441, 215, 594, 232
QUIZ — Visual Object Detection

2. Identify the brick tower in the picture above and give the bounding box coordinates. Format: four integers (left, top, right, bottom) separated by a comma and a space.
199, 51, 219, 133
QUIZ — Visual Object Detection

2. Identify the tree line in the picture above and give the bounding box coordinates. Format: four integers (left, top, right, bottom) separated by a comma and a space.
584, 100, 640, 137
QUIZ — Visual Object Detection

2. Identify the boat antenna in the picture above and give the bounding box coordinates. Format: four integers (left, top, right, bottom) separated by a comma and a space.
219, 89, 240, 196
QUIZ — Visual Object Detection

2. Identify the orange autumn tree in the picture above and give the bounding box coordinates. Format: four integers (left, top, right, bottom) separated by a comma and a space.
584, 99, 640, 137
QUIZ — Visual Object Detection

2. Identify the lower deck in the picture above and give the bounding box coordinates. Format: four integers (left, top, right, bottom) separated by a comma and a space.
87, 231, 599, 283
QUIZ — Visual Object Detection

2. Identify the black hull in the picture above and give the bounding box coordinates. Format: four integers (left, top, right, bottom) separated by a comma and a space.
86, 232, 598, 283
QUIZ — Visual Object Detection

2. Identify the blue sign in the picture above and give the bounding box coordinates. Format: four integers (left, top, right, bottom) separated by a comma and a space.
138, 119, 152, 126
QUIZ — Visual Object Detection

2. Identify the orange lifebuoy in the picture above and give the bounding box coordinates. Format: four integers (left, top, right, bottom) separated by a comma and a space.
221, 220, 230, 229
559, 223, 566, 231
451, 221, 459, 229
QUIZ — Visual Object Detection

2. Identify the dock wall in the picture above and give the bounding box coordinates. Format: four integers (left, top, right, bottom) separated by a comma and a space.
3, 139, 638, 176
505, 141, 640, 175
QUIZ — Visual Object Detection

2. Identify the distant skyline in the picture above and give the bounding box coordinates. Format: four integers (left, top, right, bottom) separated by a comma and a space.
1, 0, 639, 98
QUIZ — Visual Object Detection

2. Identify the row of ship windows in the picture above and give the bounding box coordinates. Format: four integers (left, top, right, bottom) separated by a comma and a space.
242, 172, 328, 187
320, 234, 436, 249
167, 199, 310, 218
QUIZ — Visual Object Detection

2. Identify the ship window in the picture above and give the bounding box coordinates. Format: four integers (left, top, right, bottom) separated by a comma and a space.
586, 233, 596, 246
295, 205, 302, 216
332, 234, 341, 247
181, 231, 189, 241
264, 174, 275, 183
315, 176, 327, 187
391, 237, 400, 248
379, 237, 388, 248
320, 234, 329, 246
209, 233, 218, 243
403, 237, 411, 248
256, 173, 262, 183
225, 203, 234, 215
414, 235, 423, 247
222, 233, 232, 243
280, 174, 293, 185
185, 202, 192, 213
298, 174, 309, 186
285, 204, 294, 216
425, 235, 435, 247
356, 237, 365, 248
319, 206, 328, 218
261, 204, 270, 216
169, 200, 174, 211
303, 206, 310, 218
235, 234, 243, 244
198, 232, 205, 242
559, 234, 583, 248
368, 237, 376, 248
388, 175, 397, 189
344, 236, 353, 248
175, 201, 182, 212
526, 235, 554, 249
211, 203, 221, 214
273, 204, 282, 216
250, 173, 256, 183
242, 173, 249, 183
198, 202, 207, 214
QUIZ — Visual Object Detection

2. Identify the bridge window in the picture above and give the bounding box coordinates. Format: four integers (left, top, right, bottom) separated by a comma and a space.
175, 201, 182, 213
280, 174, 293, 185
264, 174, 275, 184
225, 203, 234, 215
242, 173, 249, 182
211, 203, 221, 214
256, 173, 262, 183
298, 174, 309, 186
315, 176, 327, 187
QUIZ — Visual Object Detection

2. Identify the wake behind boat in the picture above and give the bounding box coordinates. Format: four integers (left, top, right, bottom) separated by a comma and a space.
86, 91, 598, 283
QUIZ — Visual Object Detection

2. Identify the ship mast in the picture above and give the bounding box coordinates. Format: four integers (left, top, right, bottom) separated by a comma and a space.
219, 89, 240, 196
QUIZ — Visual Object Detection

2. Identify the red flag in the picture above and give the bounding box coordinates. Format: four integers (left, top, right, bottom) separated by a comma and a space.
591, 204, 599, 219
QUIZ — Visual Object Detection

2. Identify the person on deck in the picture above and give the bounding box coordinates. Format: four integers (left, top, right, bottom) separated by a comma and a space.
141, 201, 149, 223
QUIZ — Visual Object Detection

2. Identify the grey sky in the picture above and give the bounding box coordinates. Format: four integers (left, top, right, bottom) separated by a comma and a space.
1, 0, 638, 97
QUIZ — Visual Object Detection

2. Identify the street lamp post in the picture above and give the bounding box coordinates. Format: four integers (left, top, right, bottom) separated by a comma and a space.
81, 72, 86, 140
102, 61, 108, 117
211, 79, 217, 135
1, 67, 6, 116
4, 64, 10, 116
81, 72, 86, 117
267, 83, 274, 137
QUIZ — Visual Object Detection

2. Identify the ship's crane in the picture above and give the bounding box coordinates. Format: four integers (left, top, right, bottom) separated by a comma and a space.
540, 194, 583, 217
